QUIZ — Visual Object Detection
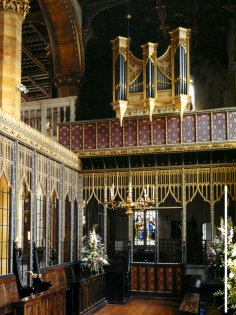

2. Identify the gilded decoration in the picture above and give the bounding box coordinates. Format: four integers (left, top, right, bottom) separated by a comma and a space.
0, 108, 79, 169
129, 53, 142, 84
157, 46, 171, 78
83, 167, 236, 208
0, 0, 30, 20
53, 73, 81, 87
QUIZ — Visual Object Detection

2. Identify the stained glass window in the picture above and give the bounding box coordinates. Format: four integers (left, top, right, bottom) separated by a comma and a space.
146, 210, 156, 246
134, 210, 144, 245
134, 210, 157, 246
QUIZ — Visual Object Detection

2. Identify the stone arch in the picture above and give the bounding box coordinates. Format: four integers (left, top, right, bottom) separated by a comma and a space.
39, 0, 84, 97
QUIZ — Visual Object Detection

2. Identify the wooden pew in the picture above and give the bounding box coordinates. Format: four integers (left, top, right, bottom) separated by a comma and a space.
12, 265, 68, 315
0, 275, 19, 315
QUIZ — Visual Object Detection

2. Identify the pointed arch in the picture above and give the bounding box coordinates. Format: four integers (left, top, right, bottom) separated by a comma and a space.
35, 185, 46, 251
73, 198, 78, 261
0, 173, 10, 275
64, 194, 71, 262
0, 169, 11, 189
16, 181, 31, 252
49, 189, 59, 265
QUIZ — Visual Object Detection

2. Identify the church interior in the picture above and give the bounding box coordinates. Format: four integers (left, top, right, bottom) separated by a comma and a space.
0, 0, 236, 314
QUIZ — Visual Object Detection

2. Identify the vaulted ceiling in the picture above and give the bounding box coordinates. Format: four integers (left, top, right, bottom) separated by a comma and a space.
22, 0, 235, 112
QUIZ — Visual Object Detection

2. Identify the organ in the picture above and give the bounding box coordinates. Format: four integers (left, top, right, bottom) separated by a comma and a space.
111, 27, 191, 126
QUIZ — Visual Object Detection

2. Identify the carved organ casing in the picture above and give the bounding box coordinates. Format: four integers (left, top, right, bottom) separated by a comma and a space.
111, 27, 191, 126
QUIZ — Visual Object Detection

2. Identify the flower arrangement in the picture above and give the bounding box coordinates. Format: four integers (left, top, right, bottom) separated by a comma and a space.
81, 225, 109, 275
207, 217, 236, 313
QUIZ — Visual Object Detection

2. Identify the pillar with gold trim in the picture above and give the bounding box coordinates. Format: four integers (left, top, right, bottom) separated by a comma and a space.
111, 36, 129, 126
0, 0, 30, 120
170, 27, 191, 119
142, 42, 157, 121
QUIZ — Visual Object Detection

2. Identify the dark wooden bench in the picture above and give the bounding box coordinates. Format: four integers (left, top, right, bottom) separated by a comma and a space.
11, 265, 68, 315
0, 275, 19, 315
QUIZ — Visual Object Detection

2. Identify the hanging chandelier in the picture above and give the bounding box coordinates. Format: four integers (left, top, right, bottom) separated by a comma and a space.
104, 182, 156, 216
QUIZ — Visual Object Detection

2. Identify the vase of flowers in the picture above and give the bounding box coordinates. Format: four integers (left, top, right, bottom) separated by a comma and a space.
207, 217, 236, 314
80, 225, 109, 278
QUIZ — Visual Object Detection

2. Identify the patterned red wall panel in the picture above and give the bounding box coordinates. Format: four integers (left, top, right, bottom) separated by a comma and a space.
58, 125, 70, 149
152, 117, 166, 145
97, 122, 109, 149
124, 119, 137, 147
157, 267, 165, 292
110, 121, 123, 147
197, 114, 211, 142
71, 124, 83, 150
84, 123, 96, 150
175, 266, 182, 293
131, 266, 139, 291
148, 265, 156, 292
212, 112, 227, 141
140, 266, 147, 291
182, 115, 196, 143
167, 116, 180, 144
165, 267, 174, 292
228, 111, 236, 140
138, 119, 151, 146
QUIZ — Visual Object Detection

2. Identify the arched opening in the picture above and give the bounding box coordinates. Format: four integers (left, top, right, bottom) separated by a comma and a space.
85, 195, 104, 240
50, 190, 59, 265
186, 192, 210, 265
157, 192, 182, 264
35, 185, 46, 268
0, 173, 10, 275
16, 182, 31, 285
73, 199, 78, 261
64, 194, 71, 262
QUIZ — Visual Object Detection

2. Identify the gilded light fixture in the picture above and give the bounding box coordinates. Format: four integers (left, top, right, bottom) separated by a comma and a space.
104, 180, 155, 216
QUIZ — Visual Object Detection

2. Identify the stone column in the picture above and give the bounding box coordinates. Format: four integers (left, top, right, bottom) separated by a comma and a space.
0, 0, 30, 120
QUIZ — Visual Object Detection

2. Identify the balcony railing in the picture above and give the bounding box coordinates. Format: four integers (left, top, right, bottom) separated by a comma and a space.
21, 96, 77, 139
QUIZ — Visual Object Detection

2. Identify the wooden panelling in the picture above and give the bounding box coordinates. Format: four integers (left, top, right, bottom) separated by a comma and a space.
166, 267, 174, 292
78, 274, 106, 314
0, 274, 19, 314
147, 266, 155, 292
12, 266, 68, 315
157, 267, 165, 292
175, 266, 182, 293
131, 263, 183, 295
131, 266, 139, 291
139, 266, 147, 291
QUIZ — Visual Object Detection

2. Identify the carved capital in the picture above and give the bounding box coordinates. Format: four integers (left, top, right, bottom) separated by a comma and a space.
0, 0, 30, 20
53, 73, 81, 87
